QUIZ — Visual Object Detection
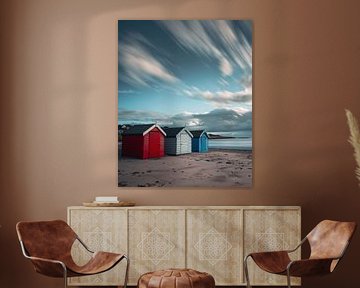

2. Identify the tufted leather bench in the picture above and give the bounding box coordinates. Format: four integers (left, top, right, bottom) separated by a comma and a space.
137, 268, 215, 288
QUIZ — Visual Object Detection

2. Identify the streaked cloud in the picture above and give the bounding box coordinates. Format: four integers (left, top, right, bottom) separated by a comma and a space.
160, 20, 251, 76
171, 109, 252, 131
118, 109, 171, 125
239, 73, 252, 88
119, 39, 178, 86
184, 87, 252, 105
161, 21, 221, 58
218, 78, 229, 86
118, 89, 137, 94
210, 20, 252, 70
118, 20, 252, 135
220, 57, 233, 76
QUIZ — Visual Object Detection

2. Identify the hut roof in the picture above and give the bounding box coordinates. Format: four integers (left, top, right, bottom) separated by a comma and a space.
163, 127, 193, 138
123, 124, 166, 136
190, 130, 209, 138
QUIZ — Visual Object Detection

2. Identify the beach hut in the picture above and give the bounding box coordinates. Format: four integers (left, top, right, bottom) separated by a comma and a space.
190, 130, 209, 152
163, 127, 193, 155
122, 124, 166, 159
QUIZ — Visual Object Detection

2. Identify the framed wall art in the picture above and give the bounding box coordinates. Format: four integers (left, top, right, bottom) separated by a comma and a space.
118, 20, 252, 187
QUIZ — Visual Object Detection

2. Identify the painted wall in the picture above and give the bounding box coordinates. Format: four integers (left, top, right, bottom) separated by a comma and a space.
1, 0, 360, 287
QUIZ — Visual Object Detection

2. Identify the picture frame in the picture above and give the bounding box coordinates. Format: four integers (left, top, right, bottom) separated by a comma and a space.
118, 20, 253, 187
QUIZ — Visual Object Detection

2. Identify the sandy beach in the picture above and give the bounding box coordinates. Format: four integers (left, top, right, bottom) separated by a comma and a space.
118, 149, 252, 187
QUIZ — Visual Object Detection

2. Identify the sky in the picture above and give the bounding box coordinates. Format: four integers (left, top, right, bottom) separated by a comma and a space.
118, 20, 252, 133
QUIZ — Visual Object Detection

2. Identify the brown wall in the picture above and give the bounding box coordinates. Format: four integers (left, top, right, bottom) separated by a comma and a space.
1, 0, 360, 287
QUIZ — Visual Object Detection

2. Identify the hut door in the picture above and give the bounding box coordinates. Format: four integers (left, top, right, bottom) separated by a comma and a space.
180, 133, 190, 154
148, 131, 161, 158
201, 135, 208, 152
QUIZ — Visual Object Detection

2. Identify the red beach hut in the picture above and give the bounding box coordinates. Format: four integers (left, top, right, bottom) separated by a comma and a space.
121, 124, 166, 159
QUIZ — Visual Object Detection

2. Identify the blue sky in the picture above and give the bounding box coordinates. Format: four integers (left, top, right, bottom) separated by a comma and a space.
118, 20, 252, 132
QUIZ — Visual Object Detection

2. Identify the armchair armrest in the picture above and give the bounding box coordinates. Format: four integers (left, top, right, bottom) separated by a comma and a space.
245, 236, 306, 260
246, 251, 292, 274
287, 258, 337, 277
76, 236, 94, 253
286, 237, 307, 253
247, 250, 290, 257
25, 255, 67, 278
19, 240, 67, 277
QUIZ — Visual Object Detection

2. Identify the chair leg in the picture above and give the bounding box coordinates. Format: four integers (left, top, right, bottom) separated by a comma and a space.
286, 269, 291, 288
62, 264, 68, 288
123, 255, 130, 288
244, 255, 252, 288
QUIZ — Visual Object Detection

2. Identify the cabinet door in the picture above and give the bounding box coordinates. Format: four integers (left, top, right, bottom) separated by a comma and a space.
68, 208, 127, 286
244, 209, 301, 286
187, 209, 243, 285
128, 209, 185, 284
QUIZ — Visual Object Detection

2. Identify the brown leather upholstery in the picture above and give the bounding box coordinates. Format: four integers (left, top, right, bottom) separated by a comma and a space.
250, 251, 291, 274
307, 220, 356, 260
138, 269, 215, 288
247, 220, 356, 279
16, 220, 125, 278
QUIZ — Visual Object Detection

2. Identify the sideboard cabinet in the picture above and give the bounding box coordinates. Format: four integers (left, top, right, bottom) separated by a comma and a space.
67, 206, 301, 286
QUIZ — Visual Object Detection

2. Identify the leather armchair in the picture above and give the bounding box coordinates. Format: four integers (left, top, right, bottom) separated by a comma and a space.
16, 219, 129, 288
244, 220, 356, 288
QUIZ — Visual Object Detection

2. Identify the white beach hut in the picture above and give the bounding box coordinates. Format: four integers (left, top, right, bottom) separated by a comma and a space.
163, 127, 193, 155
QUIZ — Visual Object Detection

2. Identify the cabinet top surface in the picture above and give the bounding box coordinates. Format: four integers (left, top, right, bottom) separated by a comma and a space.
68, 205, 301, 210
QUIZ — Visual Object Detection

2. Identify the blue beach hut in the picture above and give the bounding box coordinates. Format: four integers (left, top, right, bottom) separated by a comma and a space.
190, 130, 209, 152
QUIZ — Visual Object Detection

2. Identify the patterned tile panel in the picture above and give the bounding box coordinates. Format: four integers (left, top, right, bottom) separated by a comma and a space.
128, 209, 185, 284
138, 227, 175, 264
244, 209, 301, 286
68, 209, 127, 286
187, 209, 242, 285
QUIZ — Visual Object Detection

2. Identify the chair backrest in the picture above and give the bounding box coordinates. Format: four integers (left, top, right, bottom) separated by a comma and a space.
307, 220, 356, 260
16, 220, 77, 261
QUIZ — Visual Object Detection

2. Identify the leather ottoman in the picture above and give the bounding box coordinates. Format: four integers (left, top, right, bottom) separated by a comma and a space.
137, 268, 215, 288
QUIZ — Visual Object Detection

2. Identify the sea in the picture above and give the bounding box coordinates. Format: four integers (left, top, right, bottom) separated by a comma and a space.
208, 130, 252, 151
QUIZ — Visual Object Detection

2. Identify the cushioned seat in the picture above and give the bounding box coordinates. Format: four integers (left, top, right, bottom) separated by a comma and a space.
138, 268, 215, 288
